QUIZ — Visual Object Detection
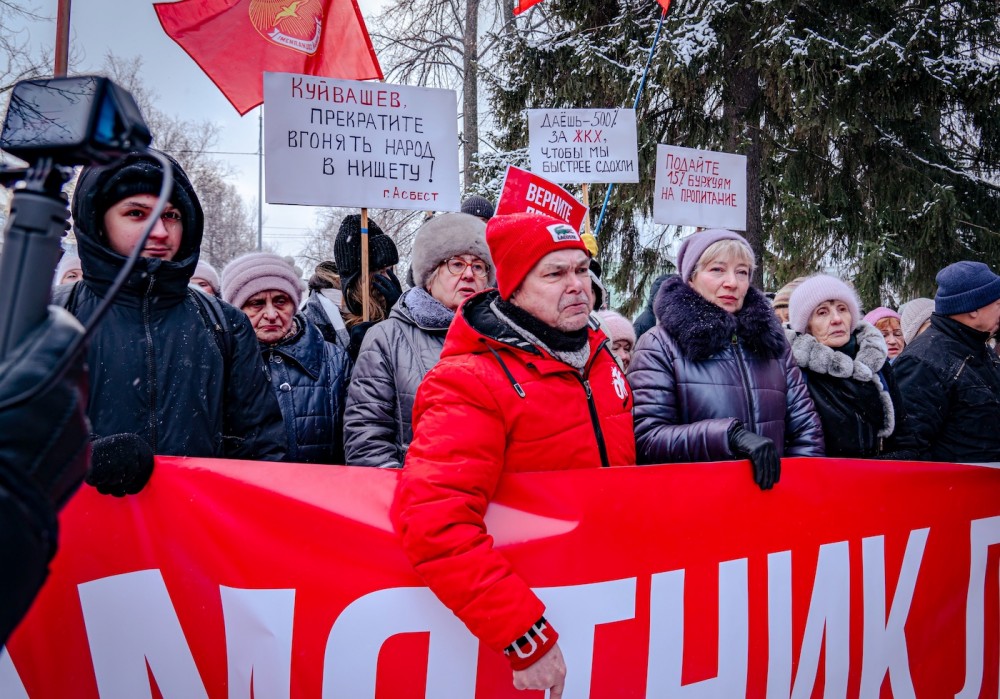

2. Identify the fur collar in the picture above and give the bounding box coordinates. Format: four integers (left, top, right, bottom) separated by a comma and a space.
785, 321, 894, 438
400, 286, 454, 330
655, 276, 787, 361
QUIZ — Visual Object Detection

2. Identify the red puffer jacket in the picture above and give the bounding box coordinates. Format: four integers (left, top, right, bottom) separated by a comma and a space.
393, 290, 635, 657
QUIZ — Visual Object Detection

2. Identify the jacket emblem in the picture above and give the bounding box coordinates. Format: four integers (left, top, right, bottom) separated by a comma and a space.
612, 365, 628, 401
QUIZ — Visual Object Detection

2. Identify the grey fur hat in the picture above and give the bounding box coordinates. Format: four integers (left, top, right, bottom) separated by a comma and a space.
408, 213, 496, 289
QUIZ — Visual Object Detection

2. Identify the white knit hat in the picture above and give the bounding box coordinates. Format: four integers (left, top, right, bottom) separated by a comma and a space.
898, 297, 934, 344
788, 274, 861, 335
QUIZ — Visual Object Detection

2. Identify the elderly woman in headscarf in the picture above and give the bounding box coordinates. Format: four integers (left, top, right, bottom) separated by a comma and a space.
785, 275, 914, 458
863, 306, 905, 362
344, 213, 495, 468
629, 229, 823, 490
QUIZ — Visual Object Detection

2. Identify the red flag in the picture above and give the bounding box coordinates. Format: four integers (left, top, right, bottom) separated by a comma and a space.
513, 0, 545, 14
657, 0, 671, 13
155, 0, 383, 115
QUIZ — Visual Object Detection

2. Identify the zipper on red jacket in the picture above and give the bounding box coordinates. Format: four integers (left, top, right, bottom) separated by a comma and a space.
143, 274, 158, 451
732, 334, 756, 433
578, 376, 611, 468
579, 343, 616, 468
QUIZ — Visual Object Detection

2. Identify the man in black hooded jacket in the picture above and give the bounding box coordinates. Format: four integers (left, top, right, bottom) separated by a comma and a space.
59, 151, 286, 493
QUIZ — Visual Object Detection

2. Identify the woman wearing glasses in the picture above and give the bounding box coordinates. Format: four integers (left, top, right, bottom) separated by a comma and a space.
344, 213, 495, 468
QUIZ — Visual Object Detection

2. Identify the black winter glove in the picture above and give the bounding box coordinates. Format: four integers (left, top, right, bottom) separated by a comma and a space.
0, 307, 91, 511
372, 270, 403, 310
86, 433, 154, 497
727, 422, 780, 490
348, 321, 375, 362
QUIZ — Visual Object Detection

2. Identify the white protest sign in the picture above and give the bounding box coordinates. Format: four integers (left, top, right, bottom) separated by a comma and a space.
264, 72, 460, 211
527, 108, 639, 184
653, 144, 747, 230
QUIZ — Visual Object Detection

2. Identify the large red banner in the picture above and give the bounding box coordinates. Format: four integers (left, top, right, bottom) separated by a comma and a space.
3, 456, 1000, 697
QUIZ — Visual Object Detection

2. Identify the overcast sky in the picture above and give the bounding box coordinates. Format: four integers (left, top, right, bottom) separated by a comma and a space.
19, 0, 387, 257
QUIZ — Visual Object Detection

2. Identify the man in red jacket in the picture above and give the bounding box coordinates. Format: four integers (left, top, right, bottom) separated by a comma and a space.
393, 212, 636, 698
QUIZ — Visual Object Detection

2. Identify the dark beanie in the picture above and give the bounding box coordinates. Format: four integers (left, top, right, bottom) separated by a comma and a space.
461, 195, 495, 220
935, 261, 1000, 315
72, 149, 203, 260
333, 215, 398, 281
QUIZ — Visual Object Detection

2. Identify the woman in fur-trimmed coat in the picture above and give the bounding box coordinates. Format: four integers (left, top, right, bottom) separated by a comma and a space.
629, 230, 823, 489
785, 275, 915, 458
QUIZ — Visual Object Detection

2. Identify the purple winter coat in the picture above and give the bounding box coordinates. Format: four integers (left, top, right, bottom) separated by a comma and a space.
628, 276, 824, 464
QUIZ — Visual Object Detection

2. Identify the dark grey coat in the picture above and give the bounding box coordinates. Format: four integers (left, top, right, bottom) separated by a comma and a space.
343, 287, 454, 467
629, 276, 824, 464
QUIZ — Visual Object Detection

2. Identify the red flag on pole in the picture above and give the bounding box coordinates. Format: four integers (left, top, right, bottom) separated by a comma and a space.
155, 0, 383, 115
658, 0, 671, 13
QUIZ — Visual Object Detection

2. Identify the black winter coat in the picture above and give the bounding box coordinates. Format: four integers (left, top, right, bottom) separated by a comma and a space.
632, 274, 672, 340
262, 315, 350, 464
893, 314, 1000, 462
66, 155, 287, 460
786, 323, 916, 458
629, 277, 824, 464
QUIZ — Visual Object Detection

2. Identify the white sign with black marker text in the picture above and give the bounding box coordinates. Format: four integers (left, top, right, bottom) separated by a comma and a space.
264, 72, 460, 211
527, 108, 639, 184
653, 144, 747, 230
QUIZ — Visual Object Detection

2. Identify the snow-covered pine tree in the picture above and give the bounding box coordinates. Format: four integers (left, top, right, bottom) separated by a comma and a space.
486, 0, 1000, 308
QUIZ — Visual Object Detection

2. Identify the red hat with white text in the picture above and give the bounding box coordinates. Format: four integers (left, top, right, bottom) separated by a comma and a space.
486, 212, 590, 299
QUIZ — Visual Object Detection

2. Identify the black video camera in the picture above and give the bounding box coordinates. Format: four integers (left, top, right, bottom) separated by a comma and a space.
0, 76, 152, 361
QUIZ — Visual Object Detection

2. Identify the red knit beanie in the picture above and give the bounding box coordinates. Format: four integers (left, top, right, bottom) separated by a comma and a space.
486, 212, 590, 299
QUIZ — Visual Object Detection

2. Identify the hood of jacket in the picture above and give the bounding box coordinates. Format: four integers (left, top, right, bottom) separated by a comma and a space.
655, 276, 787, 361
72, 151, 203, 308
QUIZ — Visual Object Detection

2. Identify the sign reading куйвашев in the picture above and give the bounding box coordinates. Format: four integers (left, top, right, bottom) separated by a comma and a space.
263, 72, 460, 211
653, 143, 747, 230
527, 108, 639, 184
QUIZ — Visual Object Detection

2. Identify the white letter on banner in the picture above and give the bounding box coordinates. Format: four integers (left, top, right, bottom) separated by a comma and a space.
220, 586, 295, 699
323, 587, 477, 698
858, 529, 927, 699
788, 541, 851, 699
78, 569, 208, 699
766, 551, 793, 699
646, 559, 749, 698
536, 578, 637, 698
956, 515, 1000, 699
0, 648, 29, 699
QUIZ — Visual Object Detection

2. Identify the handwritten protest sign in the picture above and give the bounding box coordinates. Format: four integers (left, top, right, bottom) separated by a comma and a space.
527, 108, 639, 184
263, 72, 460, 211
653, 144, 747, 230
494, 166, 588, 231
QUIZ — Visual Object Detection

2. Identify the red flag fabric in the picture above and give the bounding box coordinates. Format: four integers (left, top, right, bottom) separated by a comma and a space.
155, 0, 383, 115
513, 0, 545, 14
658, 0, 671, 12
5, 456, 1000, 696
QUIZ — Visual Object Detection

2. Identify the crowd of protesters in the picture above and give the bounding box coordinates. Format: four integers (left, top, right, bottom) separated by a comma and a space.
45, 151, 1000, 696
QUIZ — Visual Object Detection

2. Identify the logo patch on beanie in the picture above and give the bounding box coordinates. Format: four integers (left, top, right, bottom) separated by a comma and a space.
547, 223, 581, 243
